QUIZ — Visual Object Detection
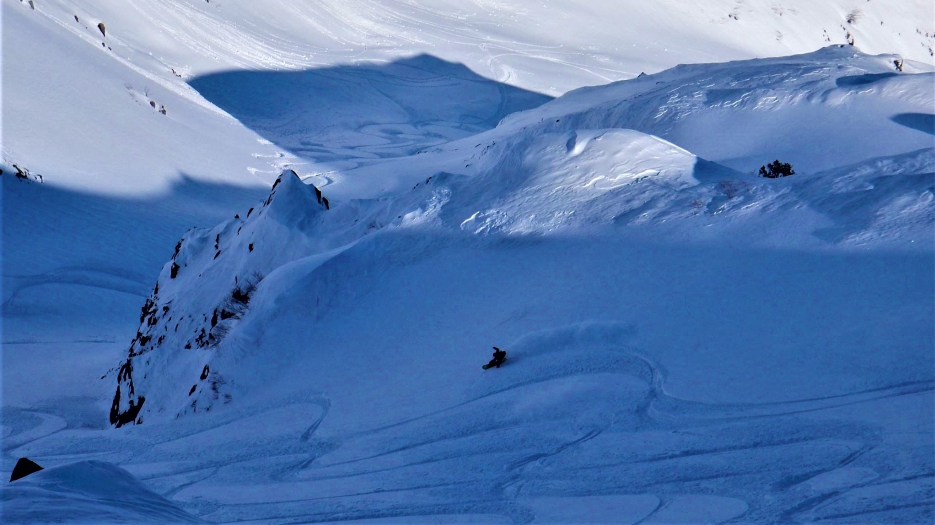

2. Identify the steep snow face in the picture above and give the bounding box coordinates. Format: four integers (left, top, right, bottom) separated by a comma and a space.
2, 2, 275, 196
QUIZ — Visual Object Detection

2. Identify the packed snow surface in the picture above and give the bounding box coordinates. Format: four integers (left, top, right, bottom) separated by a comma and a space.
3, 0, 935, 523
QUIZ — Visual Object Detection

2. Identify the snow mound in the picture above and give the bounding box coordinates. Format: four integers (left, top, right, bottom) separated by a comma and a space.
450, 129, 726, 234
495, 46, 935, 173
1, 460, 202, 523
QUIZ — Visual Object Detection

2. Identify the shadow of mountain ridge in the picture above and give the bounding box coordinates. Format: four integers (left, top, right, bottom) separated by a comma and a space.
189, 54, 553, 167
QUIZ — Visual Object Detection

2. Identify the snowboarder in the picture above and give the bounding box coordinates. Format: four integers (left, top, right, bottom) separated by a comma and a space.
483, 346, 507, 369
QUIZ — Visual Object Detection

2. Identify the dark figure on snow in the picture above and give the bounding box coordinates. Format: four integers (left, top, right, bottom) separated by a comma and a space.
486, 346, 507, 369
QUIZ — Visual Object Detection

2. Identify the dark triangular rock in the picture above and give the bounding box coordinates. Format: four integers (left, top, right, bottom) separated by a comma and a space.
10, 457, 43, 482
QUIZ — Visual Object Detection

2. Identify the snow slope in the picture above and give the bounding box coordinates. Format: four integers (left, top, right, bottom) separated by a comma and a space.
19, 0, 935, 98
3, 1, 935, 523
5, 0, 934, 193
4, 0, 931, 356
2, 1, 276, 195
44, 47, 927, 523
109, 49, 935, 428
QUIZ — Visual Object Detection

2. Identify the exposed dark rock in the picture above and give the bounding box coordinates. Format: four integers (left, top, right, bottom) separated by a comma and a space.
110, 384, 145, 428
232, 287, 250, 304
312, 185, 330, 209
10, 458, 43, 482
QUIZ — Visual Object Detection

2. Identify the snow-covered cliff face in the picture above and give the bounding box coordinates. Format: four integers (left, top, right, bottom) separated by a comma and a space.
110, 47, 933, 426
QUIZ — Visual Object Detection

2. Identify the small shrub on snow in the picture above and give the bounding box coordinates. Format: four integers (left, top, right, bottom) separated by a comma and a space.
759, 160, 795, 178
846, 9, 862, 25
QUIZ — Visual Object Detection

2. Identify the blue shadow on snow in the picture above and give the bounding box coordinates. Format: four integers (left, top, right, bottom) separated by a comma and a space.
891, 113, 935, 136
189, 54, 553, 164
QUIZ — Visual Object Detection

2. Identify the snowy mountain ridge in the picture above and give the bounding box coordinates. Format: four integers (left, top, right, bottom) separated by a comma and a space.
5, 0, 934, 195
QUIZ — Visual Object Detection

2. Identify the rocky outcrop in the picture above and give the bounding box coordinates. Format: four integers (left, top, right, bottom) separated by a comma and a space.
109, 170, 331, 426
9, 458, 43, 482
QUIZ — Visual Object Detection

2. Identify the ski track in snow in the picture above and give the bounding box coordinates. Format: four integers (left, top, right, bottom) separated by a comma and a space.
4, 336, 932, 523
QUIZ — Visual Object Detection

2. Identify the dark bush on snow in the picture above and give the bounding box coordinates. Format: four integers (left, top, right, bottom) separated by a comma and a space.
759, 160, 795, 178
